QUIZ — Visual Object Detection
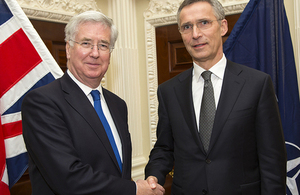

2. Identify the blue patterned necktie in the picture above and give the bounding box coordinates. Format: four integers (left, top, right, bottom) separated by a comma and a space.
90, 90, 122, 172
199, 71, 216, 153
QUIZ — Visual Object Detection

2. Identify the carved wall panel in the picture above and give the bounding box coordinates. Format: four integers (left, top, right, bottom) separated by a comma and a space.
17, 0, 100, 23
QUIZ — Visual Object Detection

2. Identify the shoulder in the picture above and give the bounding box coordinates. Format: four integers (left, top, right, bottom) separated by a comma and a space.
22, 74, 69, 107
102, 88, 126, 105
159, 67, 193, 89
25, 78, 61, 98
226, 60, 270, 79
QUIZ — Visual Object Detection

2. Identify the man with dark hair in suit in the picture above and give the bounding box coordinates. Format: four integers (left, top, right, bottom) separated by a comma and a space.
145, 0, 287, 194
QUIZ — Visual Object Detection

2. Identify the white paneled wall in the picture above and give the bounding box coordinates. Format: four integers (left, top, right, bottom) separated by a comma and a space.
108, 0, 146, 180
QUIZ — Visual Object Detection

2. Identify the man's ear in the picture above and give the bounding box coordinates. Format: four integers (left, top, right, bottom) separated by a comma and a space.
220, 19, 228, 36
66, 41, 71, 60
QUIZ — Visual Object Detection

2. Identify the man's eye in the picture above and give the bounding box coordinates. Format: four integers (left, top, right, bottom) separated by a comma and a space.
183, 25, 192, 30
100, 44, 108, 48
184, 25, 192, 30
200, 20, 209, 25
81, 42, 91, 47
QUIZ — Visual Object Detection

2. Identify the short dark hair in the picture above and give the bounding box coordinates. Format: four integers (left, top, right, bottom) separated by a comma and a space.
177, 0, 225, 26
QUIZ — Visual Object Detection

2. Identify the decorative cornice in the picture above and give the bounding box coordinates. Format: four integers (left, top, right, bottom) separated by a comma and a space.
223, 2, 248, 15
144, 0, 183, 19
144, 0, 249, 19
17, 0, 100, 23
146, 15, 177, 27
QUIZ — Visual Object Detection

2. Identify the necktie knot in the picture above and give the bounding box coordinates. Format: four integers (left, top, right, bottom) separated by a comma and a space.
201, 71, 212, 81
91, 90, 100, 101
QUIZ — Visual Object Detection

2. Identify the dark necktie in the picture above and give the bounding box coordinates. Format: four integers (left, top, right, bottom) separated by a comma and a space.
90, 90, 122, 172
199, 71, 216, 153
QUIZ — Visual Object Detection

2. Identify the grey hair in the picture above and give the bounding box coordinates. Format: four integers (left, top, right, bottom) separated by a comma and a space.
65, 10, 118, 49
177, 0, 225, 26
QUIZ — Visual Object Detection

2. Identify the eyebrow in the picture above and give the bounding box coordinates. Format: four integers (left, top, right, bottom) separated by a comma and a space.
100, 40, 110, 45
181, 18, 212, 24
181, 22, 192, 26
80, 38, 110, 45
80, 38, 92, 41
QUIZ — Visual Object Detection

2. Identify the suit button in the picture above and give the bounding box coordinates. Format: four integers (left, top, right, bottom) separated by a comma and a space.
202, 189, 208, 194
206, 159, 211, 164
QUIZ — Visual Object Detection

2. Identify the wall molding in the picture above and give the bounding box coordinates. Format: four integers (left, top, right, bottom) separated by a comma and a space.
108, 0, 146, 181
17, 0, 100, 23
294, 0, 300, 84
144, 0, 249, 146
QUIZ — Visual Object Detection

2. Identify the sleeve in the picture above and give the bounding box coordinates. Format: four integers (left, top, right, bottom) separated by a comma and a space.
255, 75, 287, 194
145, 86, 175, 185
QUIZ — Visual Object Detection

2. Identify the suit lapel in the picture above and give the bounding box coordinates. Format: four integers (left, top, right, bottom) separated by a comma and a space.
174, 68, 203, 149
208, 61, 245, 153
60, 73, 121, 172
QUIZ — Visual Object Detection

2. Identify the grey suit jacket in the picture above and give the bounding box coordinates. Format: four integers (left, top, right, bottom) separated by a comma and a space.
22, 73, 135, 195
145, 60, 286, 195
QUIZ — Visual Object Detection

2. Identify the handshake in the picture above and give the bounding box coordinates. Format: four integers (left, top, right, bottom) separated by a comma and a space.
136, 176, 165, 195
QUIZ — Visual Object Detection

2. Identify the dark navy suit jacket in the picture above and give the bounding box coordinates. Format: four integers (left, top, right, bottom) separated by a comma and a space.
145, 60, 286, 195
22, 73, 135, 195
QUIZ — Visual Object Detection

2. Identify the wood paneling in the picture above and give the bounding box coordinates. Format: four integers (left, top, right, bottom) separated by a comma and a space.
10, 170, 31, 195
30, 19, 67, 72
156, 24, 190, 85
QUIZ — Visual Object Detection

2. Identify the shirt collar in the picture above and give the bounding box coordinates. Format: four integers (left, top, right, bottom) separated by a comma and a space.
67, 69, 103, 96
193, 53, 227, 81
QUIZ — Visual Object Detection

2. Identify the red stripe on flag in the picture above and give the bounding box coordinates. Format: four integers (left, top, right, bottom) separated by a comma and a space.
2, 121, 22, 139
0, 182, 10, 195
0, 118, 5, 174
0, 28, 42, 98
0, 118, 8, 193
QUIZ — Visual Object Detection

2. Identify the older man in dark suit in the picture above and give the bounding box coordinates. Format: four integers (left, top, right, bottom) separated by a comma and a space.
22, 11, 164, 195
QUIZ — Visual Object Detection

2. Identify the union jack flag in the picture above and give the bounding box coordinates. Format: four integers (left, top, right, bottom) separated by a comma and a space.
0, 0, 63, 193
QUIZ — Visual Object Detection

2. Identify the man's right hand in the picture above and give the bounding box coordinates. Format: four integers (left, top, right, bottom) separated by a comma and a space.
146, 176, 160, 190
136, 178, 165, 195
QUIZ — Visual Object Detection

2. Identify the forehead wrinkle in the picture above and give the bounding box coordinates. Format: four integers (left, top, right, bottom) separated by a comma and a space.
80, 37, 92, 41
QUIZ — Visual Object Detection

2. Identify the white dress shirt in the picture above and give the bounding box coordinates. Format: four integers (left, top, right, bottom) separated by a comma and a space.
192, 54, 227, 130
67, 70, 123, 162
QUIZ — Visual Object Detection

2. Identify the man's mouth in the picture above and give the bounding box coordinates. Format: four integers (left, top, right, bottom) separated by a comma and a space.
193, 43, 206, 48
86, 62, 100, 66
